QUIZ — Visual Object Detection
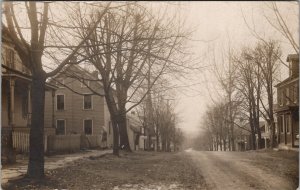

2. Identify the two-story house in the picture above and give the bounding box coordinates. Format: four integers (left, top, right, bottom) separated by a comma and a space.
44, 64, 113, 147
1, 28, 56, 162
275, 54, 299, 148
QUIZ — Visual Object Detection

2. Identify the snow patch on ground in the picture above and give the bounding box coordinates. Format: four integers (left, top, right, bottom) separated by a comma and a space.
113, 183, 185, 190
184, 148, 193, 152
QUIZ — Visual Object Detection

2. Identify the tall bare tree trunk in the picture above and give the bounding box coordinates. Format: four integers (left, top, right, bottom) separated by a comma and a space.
105, 91, 121, 156
156, 132, 160, 151
111, 118, 119, 156
27, 71, 46, 178
223, 139, 226, 151
118, 112, 131, 152
269, 89, 276, 148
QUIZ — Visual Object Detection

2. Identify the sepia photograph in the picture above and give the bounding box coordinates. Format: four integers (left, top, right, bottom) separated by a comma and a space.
1, 1, 299, 190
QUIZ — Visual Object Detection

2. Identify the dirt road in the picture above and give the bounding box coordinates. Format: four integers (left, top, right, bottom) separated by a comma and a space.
2, 150, 298, 190
186, 149, 298, 190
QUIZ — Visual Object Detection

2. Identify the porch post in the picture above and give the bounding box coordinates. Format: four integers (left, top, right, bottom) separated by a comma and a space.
27, 85, 32, 127
52, 90, 55, 128
264, 137, 267, 149
9, 78, 15, 128
7, 77, 16, 163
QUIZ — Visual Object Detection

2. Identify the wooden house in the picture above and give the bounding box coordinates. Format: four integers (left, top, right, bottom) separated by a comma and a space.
275, 54, 299, 148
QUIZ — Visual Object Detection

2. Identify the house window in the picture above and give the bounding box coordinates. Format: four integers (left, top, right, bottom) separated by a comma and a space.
6, 48, 14, 68
279, 116, 284, 134
56, 94, 65, 110
285, 115, 290, 134
81, 80, 90, 88
286, 87, 290, 105
56, 120, 66, 135
83, 95, 92, 110
84, 119, 93, 135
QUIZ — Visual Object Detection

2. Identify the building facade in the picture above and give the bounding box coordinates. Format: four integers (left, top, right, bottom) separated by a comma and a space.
44, 65, 113, 146
275, 54, 299, 148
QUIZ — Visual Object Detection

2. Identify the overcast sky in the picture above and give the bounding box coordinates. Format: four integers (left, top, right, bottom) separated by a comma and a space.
163, 1, 299, 137
5, 2, 297, 138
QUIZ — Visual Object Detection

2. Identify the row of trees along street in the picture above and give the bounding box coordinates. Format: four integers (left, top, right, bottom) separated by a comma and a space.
135, 79, 184, 152
197, 40, 281, 151
3, 2, 193, 179
194, 2, 299, 151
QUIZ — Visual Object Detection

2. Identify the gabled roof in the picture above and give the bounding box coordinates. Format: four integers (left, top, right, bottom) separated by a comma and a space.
244, 121, 265, 129
48, 64, 103, 87
275, 76, 299, 88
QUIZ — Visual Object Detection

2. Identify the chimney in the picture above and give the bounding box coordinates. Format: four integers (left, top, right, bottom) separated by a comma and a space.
69, 56, 77, 64
287, 54, 299, 78
92, 71, 99, 79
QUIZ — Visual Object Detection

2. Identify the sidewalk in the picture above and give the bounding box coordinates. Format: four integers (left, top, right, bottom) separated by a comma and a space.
1, 149, 112, 184
276, 144, 299, 152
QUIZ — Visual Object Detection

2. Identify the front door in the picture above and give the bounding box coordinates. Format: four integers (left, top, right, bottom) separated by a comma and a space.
284, 115, 287, 144
292, 119, 299, 147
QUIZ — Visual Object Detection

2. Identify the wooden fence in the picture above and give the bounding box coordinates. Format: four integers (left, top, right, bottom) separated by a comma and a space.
47, 135, 81, 153
12, 131, 30, 153
12, 132, 48, 153
11, 132, 105, 154
81, 135, 102, 149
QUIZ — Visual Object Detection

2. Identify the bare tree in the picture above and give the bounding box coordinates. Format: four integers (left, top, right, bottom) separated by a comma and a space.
244, 40, 282, 148
233, 48, 263, 150
199, 102, 228, 151
242, 2, 298, 67
73, 3, 191, 155
210, 44, 244, 151
264, 2, 299, 54
3, 2, 111, 178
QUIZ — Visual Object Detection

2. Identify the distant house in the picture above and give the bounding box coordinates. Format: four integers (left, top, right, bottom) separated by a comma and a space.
235, 121, 270, 151
235, 127, 251, 151
1, 29, 56, 161
256, 119, 277, 148
275, 54, 299, 149
44, 64, 113, 148
127, 112, 144, 151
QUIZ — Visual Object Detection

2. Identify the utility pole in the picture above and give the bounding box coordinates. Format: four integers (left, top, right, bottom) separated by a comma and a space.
165, 98, 174, 152
145, 61, 154, 151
